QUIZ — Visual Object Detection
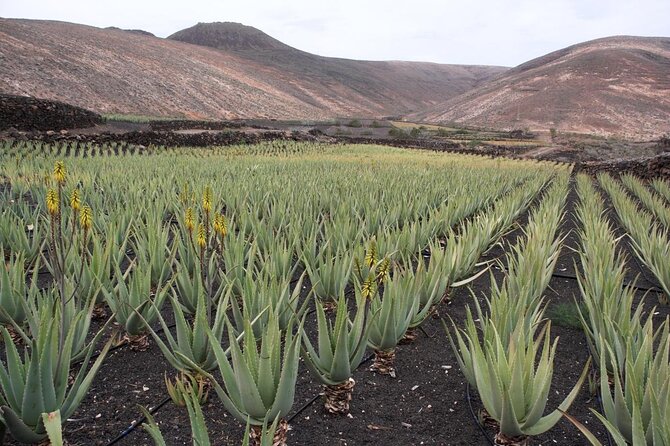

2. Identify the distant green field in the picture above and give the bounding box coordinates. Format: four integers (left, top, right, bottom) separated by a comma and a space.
391, 121, 458, 131
103, 113, 183, 123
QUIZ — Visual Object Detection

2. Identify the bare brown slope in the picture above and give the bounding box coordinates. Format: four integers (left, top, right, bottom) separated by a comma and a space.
168, 22, 505, 114
413, 36, 670, 139
0, 19, 505, 120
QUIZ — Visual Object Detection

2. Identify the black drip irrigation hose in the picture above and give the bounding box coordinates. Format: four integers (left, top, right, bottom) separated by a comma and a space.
465, 383, 495, 446
550, 270, 662, 294
498, 262, 663, 295
105, 396, 171, 446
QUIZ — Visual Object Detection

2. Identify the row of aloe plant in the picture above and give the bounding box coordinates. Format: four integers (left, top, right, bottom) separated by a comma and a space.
563, 174, 670, 445
599, 172, 670, 302
621, 173, 670, 229
0, 162, 113, 445
448, 174, 593, 446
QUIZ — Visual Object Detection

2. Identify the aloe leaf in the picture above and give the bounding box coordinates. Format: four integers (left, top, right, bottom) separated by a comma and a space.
0, 405, 46, 442
140, 406, 167, 446
523, 357, 590, 436
42, 410, 63, 446
559, 409, 606, 446
20, 339, 45, 429
183, 389, 211, 446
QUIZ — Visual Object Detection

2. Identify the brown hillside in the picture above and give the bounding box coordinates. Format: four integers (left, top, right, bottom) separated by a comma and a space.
412, 36, 670, 139
0, 19, 505, 120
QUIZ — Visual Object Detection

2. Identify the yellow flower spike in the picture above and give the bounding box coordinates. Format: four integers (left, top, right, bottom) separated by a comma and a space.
376, 258, 390, 284
213, 215, 221, 234
361, 275, 377, 300
214, 214, 228, 238
364, 239, 377, 268
179, 182, 190, 205
46, 189, 59, 216
53, 161, 67, 185
70, 189, 81, 212
197, 224, 206, 249
184, 207, 194, 232
202, 186, 212, 214
80, 205, 93, 231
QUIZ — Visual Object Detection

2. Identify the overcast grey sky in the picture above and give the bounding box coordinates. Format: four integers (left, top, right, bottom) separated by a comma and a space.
2, 0, 669, 66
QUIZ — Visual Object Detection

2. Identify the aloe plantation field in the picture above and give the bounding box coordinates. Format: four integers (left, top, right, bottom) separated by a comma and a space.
1, 140, 669, 446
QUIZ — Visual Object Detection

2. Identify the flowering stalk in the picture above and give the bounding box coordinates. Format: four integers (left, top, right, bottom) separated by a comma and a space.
70, 188, 81, 238
213, 213, 228, 257
202, 186, 212, 239
185, 206, 195, 249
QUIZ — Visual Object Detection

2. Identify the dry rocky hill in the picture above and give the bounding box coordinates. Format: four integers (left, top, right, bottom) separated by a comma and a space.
412, 36, 670, 139
0, 19, 504, 120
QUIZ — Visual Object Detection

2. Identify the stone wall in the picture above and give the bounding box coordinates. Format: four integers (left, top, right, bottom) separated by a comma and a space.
0, 95, 103, 131
580, 152, 670, 179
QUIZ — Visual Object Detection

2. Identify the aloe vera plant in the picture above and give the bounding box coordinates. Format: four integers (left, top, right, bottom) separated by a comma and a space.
565, 319, 670, 446
142, 382, 212, 446
0, 209, 44, 266
230, 271, 307, 335
182, 312, 302, 445
173, 255, 226, 314
143, 395, 282, 446
0, 317, 112, 443
406, 258, 449, 331
14, 281, 98, 363
302, 244, 353, 303
0, 252, 36, 327
133, 218, 176, 287
366, 268, 418, 377
301, 294, 370, 414
454, 321, 589, 445
146, 281, 231, 376
599, 173, 670, 301
104, 264, 170, 345
596, 319, 670, 445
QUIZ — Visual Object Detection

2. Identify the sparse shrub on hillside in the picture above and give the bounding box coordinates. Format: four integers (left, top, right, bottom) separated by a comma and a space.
409, 127, 422, 138
509, 129, 535, 139
370, 120, 382, 128
347, 119, 363, 128
659, 134, 670, 148
388, 127, 408, 138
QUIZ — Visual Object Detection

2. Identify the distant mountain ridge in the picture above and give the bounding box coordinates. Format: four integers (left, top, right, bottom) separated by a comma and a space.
168, 22, 294, 52
2, 19, 667, 138
0, 19, 505, 120
411, 36, 670, 138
